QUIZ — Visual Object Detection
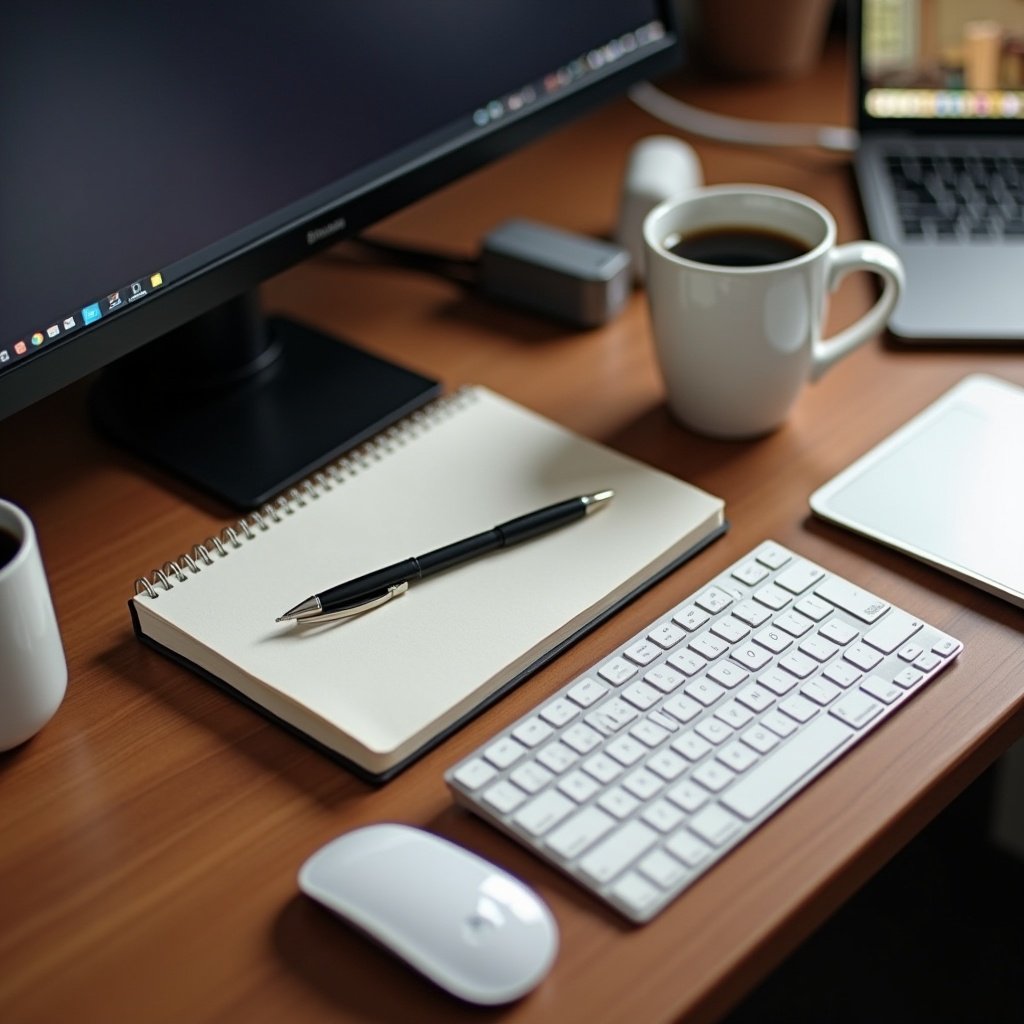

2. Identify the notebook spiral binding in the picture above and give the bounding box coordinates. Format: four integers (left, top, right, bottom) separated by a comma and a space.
132, 387, 476, 600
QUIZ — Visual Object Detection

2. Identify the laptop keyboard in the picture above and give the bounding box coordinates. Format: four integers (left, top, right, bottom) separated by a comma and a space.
885, 151, 1024, 241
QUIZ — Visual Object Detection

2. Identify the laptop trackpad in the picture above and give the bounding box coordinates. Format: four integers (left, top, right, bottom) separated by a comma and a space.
810, 374, 1024, 607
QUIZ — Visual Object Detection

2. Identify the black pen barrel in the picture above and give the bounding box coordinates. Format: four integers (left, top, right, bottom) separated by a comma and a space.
496, 497, 584, 544
319, 558, 420, 608
416, 530, 502, 575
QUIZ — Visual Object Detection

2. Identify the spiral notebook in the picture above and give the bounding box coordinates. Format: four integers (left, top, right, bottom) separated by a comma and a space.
129, 386, 726, 781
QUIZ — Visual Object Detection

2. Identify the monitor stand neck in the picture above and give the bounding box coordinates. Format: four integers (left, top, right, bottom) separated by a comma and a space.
90, 292, 440, 511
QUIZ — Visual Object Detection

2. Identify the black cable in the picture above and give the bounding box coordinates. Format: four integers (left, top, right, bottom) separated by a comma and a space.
317, 236, 479, 287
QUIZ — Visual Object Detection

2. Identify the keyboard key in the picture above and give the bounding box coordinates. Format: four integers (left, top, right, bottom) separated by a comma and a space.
547, 805, 615, 858
707, 661, 749, 688
755, 542, 791, 570
485, 736, 526, 769
622, 681, 661, 710
558, 770, 600, 803
624, 639, 661, 666
662, 693, 702, 724
815, 577, 889, 623
861, 674, 902, 705
540, 698, 579, 728
644, 665, 684, 693
452, 757, 497, 791
831, 689, 884, 729
513, 789, 575, 835
754, 584, 791, 610
648, 621, 685, 649
740, 724, 780, 754
567, 676, 609, 707
689, 805, 743, 846
510, 761, 553, 794
562, 722, 603, 754
774, 609, 814, 637
482, 780, 526, 814
711, 616, 750, 643
672, 604, 710, 632
581, 752, 622, 784
598, 786, 640, 819
695, 586, 732, 614
819, 619, 858, 645
611, 873, 660, 916
599, 656, 638, 685
692, 760, 735, 792
864, 611, 923, 654
585, 698, 638, 735
639, 849, 689, 888
536, 740, 578, 773
569, 675, 606, 708
665, 828, 712, 867
511, 717, 554, 748
732, 643, 773, 671
579, 820, 659, 884
732, 560, 769, 586
733, 599, 772, 627
671, 731, 712, 761
844, 642, 884, 672
776, 560, 825, 595
720, 715, 853, 820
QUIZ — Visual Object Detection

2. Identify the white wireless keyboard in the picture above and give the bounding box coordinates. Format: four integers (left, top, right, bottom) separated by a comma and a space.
446, 541, 963, 923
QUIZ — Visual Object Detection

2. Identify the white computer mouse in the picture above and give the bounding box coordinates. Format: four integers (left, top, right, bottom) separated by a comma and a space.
298, 823, 558, 1005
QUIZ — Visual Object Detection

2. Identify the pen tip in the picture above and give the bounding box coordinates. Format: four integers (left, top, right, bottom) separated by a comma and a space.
583, 489, 614, 513
276, 596, 322, 623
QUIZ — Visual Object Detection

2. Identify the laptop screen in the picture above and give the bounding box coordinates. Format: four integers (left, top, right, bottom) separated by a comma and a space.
856, 0, 1024, 132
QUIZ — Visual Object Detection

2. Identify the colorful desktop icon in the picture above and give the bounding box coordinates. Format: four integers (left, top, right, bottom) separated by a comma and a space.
150, 272, 163, 288
107, 290, 123, 311
63, 315, 76, 331
14, 340, 27, 355
81, 303, 101, 325
30, 332, 45, 347
46, 324, 60, 338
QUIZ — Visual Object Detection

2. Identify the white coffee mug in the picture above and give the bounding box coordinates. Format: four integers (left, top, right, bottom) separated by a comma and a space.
0, 500, 68, 751
643, 184, 905, 438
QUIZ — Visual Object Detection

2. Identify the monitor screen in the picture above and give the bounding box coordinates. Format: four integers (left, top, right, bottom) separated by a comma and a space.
0, 1, 679, 508
859, 0, 1024, 125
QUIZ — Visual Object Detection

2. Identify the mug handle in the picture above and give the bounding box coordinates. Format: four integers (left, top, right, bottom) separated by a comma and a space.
810, 241, 905, 382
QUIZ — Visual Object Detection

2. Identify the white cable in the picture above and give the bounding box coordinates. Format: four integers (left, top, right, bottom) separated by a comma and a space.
629, 81, 859, 154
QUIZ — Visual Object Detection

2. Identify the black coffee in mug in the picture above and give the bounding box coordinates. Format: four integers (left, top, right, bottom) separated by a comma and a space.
0, 527, 21, 569
667, 226, 809, 267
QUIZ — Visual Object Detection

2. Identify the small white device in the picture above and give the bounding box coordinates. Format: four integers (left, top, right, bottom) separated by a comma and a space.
615, 134, 702, 281
811, 374, 1024, 608
298, 823, 558, 1005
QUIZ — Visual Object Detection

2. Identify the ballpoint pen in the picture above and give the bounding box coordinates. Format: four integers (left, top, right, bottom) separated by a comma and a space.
276, 490, 614, 623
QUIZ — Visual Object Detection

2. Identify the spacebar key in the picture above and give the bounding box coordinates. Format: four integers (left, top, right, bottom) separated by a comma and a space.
720, 716, 854, 820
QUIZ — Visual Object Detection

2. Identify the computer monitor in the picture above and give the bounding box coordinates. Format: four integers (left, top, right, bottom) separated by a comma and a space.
0, 2, 680, 509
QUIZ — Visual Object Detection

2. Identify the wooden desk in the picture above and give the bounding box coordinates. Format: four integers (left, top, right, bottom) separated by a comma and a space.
2, 40, 1022, 1024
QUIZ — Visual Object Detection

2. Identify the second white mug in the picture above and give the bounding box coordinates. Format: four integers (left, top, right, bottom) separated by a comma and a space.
0, 500, 68, 752
643, 184, 905, 438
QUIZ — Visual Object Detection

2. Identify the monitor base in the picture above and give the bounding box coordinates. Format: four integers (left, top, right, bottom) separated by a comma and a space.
91, 296, 440, 510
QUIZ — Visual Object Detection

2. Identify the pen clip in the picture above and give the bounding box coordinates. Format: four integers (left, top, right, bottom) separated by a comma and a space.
303, 581, 409, 623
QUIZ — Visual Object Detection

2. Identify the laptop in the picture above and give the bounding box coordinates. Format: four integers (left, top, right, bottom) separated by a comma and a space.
852, 0, 1024, 342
